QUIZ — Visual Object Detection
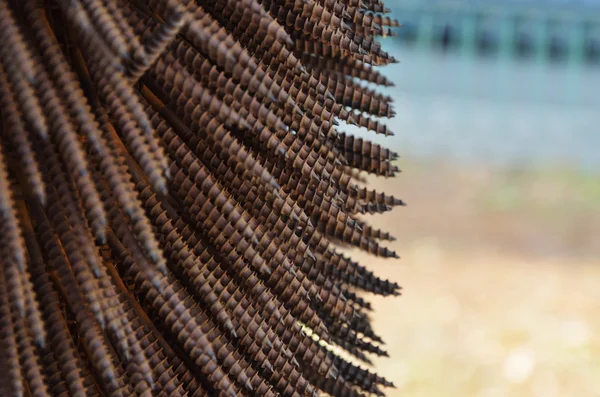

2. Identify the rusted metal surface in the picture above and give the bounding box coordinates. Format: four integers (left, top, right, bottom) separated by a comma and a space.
0, 0, 402, 395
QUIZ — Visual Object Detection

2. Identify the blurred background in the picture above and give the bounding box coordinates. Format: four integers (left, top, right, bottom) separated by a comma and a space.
346, 0, 600, 396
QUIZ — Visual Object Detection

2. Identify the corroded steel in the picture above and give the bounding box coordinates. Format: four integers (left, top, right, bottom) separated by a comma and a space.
0, 0, 402, 395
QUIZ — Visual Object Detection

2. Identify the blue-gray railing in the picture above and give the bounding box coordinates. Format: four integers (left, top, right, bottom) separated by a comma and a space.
389, 1, 600, 63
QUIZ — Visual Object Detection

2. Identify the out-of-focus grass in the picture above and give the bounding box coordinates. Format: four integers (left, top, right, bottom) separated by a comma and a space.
363, 158, 600, 261
479, 166, 600, 214
347, 159, 600, 397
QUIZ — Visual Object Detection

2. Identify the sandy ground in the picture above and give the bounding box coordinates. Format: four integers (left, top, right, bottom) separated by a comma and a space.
345, 159, 600, 397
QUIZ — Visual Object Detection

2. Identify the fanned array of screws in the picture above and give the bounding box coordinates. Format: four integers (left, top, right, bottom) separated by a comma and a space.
0, 0, 403, 395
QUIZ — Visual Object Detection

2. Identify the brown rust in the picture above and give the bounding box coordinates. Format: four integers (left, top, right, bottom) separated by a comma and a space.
0, 0, 402, 395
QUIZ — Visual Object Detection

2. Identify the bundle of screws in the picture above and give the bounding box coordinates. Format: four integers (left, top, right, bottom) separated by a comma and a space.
0, 0, 403, 395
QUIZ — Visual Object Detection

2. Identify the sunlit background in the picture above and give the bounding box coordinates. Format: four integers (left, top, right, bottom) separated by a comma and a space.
346, 1, 600, 396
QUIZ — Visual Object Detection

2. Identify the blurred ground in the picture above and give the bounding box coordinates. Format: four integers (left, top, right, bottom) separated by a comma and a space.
346, 158, 600, 397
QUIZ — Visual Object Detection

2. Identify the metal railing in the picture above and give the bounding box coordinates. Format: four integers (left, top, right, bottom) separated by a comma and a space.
390, 1, 600, 63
